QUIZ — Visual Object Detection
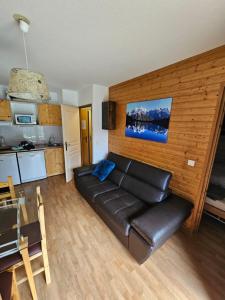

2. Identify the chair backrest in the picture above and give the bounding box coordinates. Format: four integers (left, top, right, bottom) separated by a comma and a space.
0, 176, 16, 201
36, 186, 47, 241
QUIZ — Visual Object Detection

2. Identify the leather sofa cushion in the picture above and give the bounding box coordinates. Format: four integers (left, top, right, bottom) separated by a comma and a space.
131, 195, 193, 248
77, 175, 119, 201
108, 169, 125, 186
95, 189, 147, 236
74, 164, 96, 177
121, 174, 168, 204
128, 160, 172, 191
107, 152, 132, 186
107, 152, 132, 172
77, 174, 100, 185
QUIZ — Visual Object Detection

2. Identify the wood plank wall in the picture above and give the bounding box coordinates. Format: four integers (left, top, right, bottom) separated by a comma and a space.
109, 45, 225, 231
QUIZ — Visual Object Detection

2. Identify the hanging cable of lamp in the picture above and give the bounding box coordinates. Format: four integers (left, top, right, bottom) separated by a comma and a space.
7, 14, 49, 101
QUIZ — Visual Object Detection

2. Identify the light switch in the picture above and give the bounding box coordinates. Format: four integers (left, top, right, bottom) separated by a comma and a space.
187, 160, 196, 167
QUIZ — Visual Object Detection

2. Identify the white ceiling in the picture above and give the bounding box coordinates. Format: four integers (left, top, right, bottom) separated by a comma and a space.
1, 0, 225, 90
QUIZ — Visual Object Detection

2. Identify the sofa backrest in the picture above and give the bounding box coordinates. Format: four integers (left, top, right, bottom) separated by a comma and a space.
107, 152, 132, 186
121, 160, 172, 204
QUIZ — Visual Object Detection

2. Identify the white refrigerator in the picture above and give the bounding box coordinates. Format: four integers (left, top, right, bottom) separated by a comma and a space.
0, 153, 21, 185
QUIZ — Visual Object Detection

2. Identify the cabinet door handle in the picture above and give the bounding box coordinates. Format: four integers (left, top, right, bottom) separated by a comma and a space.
65, 142, 68, 151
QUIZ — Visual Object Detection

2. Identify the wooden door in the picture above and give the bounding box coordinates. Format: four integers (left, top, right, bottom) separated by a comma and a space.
80, 106, 92, 165
0, 100, 12, 121
61, 105, 81, 182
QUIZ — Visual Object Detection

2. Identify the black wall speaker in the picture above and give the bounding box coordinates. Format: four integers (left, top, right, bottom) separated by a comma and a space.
102, 101, 116, 130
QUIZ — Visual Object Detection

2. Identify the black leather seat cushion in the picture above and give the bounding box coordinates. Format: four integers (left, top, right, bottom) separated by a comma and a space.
77, 175, 119, 201
0, 271, 13, 300
131, 195, 193, 248
95, 189, 148, 236
76, 174, 100, 186
0, 221, 42, 273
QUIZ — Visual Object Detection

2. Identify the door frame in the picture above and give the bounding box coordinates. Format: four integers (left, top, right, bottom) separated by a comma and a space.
195, 83, 225, 230
79, 104, 92, 165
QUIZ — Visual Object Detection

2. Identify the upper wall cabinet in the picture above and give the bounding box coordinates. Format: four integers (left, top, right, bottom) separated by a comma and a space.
0, 99, 12, 121
38, 103, 62, 126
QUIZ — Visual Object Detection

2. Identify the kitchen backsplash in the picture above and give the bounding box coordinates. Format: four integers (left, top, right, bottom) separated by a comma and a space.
0, 125, 63, 145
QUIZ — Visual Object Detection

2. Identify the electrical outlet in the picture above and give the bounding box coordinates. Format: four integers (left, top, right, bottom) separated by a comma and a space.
187, 160, 196, 167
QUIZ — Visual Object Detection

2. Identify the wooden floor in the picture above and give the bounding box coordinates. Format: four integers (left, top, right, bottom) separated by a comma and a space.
16, 175, 225, 300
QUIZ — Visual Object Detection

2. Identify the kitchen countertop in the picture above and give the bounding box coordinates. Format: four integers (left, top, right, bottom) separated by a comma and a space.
0, 144, 63, 154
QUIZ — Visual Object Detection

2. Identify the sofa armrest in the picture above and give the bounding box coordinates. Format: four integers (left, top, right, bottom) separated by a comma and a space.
73, 164, 96, 177
131, 194, 193, 249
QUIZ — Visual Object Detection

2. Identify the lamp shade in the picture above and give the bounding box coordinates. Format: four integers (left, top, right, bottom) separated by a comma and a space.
8, 68, 49, 101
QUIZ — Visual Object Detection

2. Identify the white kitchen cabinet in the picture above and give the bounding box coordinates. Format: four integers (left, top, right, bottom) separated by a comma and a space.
0, 153, 21, 185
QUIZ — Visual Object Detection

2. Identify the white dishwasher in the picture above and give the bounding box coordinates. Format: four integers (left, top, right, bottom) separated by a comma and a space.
17, 151, 47, 183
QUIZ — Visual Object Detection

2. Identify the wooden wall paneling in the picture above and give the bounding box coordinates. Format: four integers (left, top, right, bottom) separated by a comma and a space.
109, 45, 225, 232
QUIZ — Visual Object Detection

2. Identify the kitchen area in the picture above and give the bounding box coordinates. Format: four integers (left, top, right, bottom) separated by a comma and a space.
0, 99, 65, 185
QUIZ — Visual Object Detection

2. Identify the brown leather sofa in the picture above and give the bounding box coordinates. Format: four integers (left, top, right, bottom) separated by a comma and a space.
74, 152, 193, 264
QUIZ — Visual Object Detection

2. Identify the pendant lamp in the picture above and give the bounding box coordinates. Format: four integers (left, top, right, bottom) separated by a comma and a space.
7, 14, 50, 101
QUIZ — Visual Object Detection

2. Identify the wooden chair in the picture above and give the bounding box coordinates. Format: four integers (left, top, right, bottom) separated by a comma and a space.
0, 177, 16, 201
0, 177, 28, 224
0, 186, 51, 300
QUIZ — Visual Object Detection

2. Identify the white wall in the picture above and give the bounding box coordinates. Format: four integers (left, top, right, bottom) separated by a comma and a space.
0, 84, 7, 98
62, 89, 78, 106
92, 84, 109, 163
0, 125, 63, 145
78, 85, 93, 106
77, 84, 109, 163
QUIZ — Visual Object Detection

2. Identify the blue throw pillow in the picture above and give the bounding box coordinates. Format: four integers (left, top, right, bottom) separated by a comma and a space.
92, 160, 116, 182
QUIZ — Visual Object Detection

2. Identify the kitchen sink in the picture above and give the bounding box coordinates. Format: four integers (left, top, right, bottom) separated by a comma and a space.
0, 146, 12, 151
48, 143, 62, 147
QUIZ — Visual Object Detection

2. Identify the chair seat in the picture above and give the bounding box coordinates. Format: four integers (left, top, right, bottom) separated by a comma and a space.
0, 221, 42, 273
78, 175, 119, 201
0, 271, 13, 300
95, 189, 148, 236
0, 208, 18, 234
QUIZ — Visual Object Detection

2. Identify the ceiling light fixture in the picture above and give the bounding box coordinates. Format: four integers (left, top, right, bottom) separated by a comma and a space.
7, 14, 49, 101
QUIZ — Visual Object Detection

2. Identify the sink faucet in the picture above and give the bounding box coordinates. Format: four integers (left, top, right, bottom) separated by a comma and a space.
48, 135, 55, 145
